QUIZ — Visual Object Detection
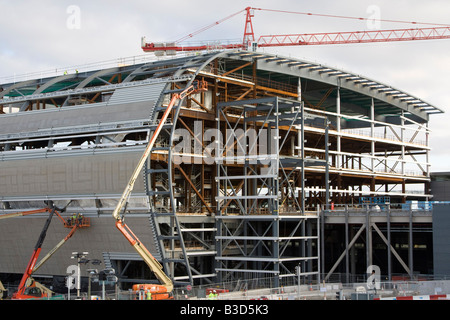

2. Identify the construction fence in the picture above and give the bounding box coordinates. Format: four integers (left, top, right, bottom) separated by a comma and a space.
3, 273, 450, 300
171, 273, 450, 301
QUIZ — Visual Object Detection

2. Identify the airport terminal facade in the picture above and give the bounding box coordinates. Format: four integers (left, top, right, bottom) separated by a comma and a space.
0, 50, 442, 289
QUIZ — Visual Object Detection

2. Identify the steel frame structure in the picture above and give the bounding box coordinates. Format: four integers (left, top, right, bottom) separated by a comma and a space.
214, 97, 325, 286
0, 50, 443, 287
321, 203, 433, 282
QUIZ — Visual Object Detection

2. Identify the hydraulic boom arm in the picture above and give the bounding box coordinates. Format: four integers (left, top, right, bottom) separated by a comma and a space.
115, 220, 174, 292
112, 80, 207, 292
12, 205, 56, 299
112, 80, 207, 221
32, 225, 78, 273
3, 201, 89, 299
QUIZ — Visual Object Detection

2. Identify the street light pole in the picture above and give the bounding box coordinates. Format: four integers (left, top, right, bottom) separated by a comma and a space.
296, 264, 301, 299
70, 251, 89, 298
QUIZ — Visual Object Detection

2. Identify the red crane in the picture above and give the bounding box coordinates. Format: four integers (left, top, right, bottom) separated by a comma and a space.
141, 7, 450, 54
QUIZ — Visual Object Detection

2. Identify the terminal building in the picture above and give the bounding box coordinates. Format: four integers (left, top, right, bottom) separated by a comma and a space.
0, 50, 445, 291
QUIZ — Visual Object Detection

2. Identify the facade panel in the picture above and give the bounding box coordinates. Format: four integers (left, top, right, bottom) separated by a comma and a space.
0, 150, 145, 197
0, 216, 156, 275
433, 204, 450, 276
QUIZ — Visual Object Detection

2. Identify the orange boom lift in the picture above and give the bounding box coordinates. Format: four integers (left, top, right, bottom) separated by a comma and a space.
0, 203, 90, 300
112, 80, 207, 299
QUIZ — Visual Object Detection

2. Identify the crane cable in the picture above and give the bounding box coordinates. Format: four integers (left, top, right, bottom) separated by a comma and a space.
252, 7, 450, 27
175, 8, 246, 43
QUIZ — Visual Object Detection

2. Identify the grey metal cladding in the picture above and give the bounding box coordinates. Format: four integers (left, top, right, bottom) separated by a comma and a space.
0, 81, 166, 137
107, 81, 166, 105
0, 216, 157, 275
0, 81, 167, 197
0, 150, 145, 197
431, 180, 450, 201
433, 204, 450, 276
0, 101, 148, 140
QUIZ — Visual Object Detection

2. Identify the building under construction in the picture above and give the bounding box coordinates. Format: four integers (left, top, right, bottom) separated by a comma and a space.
0, 50, 443, 292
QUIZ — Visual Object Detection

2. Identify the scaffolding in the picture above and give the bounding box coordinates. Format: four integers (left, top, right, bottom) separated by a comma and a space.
214, 97, 326, 287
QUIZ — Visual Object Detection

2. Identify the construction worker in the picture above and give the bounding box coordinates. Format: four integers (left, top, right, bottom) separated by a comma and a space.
77, 213, 83, 225
71, 213, 77, 225
146, 289, 152, 300
208, 290, 215, 300
213, 290, 218, 300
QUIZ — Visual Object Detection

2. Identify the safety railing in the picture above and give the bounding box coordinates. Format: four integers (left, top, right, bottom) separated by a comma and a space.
0, 52, 199, 85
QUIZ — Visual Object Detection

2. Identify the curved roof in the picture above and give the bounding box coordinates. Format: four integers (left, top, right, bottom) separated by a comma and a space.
219, 51, 443, 122
0, 50, 443, 123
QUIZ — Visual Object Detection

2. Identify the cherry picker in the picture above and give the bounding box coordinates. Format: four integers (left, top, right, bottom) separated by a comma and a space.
112, 80, 207, 299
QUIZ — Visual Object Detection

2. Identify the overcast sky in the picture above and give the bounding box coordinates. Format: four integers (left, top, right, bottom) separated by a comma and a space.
1, 0, 449, 171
